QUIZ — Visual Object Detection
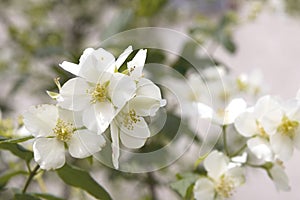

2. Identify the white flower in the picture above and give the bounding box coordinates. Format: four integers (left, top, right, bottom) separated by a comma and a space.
269, 161, 290, 191
110, 78, 166, 169
23, 104, 106, 170
197, 98, 247, 125
194, 151, 245, 200
58, 47, 136, 133
235, 69, 265, 96
261, 99, 300, 161
234, 95, 281, 161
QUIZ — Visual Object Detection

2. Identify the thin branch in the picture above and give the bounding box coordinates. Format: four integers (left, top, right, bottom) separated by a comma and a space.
22, 165, 40, 194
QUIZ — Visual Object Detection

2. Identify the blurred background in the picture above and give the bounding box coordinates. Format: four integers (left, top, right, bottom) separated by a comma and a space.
0, 0, 300, 199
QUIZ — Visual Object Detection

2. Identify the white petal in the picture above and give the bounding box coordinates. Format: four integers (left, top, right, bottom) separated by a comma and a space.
231, 152, 248, 164
195, 102, 214, 119
293, 131, 300, 150
255, 96, 283, 136
261, 111, 283, 136
68, 130, 106, 158
128, 96, 161, 117
254, 95, 281, 118
78, 48, 115, 81
223, 98, 247, 125
120, 130, 147, 149
58, 109, 84, 128
119, 117, 150, 139
59, 61, 79, 76
270, 164, 291, 191
79, 48, 95, 64
226, 167, 245, 187
247, 137, 274, 161
58, 78, 90, 111
109, 73, 136, 108
111, 121, 120, 169
234, 111, 257, 137
270, 133, 293, 161
93, 48, 116, 73
83, 102, 116, 133
115, 46, 133, 69
136, 78, 162, 99
204, 151, 229, 180
127, 49, 147, 79
23, 104, 58, 137
33, 138, 65, 170
193, 178, 215, 200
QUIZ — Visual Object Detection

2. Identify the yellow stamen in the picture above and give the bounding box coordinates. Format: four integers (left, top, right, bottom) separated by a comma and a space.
53, 119, 75, 142
256, 120, 268, 138
215, 175, 235, 198
122, 109, 140, 130
277, 115, 299, 138
89, 81, 109, 104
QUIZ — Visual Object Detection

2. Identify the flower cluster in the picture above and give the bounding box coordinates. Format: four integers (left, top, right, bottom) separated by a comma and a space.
23, 46, 166, 170
192, 88, 300, 199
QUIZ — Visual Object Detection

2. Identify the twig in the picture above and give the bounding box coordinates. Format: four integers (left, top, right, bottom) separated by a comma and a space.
22, 165, 40, 193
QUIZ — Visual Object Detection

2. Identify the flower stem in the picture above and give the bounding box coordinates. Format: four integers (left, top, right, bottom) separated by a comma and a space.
22, 165, 40, 194
230, 144, 247, 157
147, 172, 157, 200
222, 125, 229, 156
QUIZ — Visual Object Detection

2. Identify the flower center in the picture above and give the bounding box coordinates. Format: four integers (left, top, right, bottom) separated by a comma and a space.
215, 175, 235, 198
256, 120, 268, 138
236, 77, 248, 92
277, 115, 299, 138
89, 81, 110, 104
53, 119, 75, 142
122, 109, 140, 130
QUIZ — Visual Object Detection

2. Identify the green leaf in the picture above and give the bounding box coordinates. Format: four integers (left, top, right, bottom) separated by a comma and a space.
33, 193, 64, 200
170, 173, 198, 198
14, 193, 41, 200
57, 163, 112, 200
220, 34, 236, 53
0, 171, 27, 189
0, 143, 33, 162
0, 136, 34, 144
135, 0, 168, 17
184, 184, 195, 200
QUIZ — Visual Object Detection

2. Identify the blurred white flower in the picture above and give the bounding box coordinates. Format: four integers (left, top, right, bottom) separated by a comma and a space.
194, 151, 245, 200
261, 99, 300, 161
197, 98, 247, 125
234, 95, 281, 161
23, 104, 106, 170
58, 47, 136, 133
235, 69, 265, 97
111, 78, 166, 169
